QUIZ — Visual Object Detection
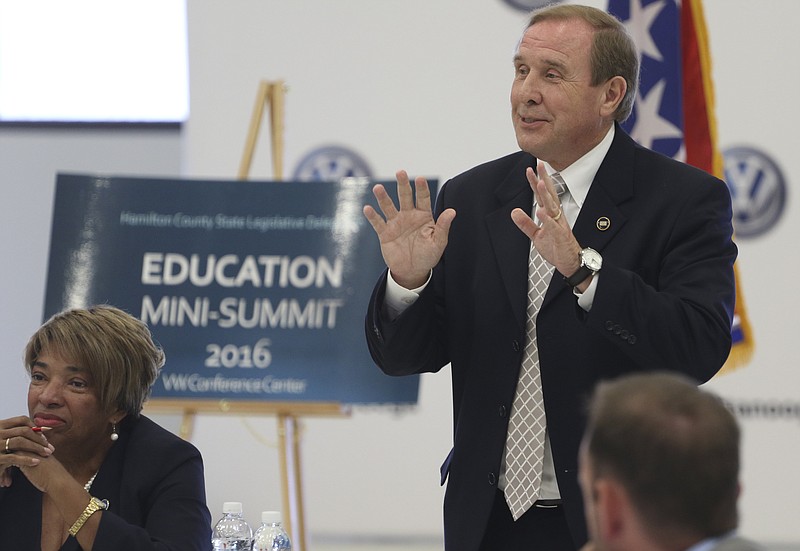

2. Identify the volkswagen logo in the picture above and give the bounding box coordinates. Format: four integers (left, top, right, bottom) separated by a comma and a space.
292, 145, 374, 182
723, 145, 787, 238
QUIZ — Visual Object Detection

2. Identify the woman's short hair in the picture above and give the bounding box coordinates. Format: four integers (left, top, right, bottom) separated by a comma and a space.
24, 305, 165, 417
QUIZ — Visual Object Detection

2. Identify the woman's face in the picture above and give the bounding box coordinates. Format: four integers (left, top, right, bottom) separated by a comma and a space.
27, 351, 115, 458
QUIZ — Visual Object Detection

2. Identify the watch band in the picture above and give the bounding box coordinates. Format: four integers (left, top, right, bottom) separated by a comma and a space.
69, 497, 109, 537
564, 265, 593, 288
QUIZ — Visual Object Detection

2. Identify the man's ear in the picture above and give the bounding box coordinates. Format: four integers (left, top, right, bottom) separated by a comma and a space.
594, 478, 628, 542
599, 75, 627, 118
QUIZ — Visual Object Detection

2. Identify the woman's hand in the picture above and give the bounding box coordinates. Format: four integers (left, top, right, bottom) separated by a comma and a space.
0, 416, 55, 487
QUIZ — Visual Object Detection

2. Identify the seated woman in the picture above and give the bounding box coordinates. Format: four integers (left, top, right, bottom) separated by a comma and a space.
0, 305, 212, 550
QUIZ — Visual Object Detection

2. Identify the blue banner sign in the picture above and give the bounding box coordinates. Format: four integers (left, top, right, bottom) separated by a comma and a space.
43, 174, 425, 405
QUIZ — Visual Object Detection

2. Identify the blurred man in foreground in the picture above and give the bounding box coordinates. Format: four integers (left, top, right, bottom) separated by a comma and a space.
579, 373, 763, 551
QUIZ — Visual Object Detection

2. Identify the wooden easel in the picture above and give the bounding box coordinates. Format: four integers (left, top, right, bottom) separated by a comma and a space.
145, 399, 346, 551
238, 80, 286, 180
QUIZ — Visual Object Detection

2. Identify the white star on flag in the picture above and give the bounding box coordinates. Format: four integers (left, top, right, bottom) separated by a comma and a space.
623, 0, 668, 61
630, 78, 683, 153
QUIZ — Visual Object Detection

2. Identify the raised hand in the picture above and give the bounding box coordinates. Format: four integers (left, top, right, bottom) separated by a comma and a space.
510, 163, 581, 280
363, 170, 456, 289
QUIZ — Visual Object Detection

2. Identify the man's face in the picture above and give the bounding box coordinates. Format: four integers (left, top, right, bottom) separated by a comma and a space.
510, 18, 611, 171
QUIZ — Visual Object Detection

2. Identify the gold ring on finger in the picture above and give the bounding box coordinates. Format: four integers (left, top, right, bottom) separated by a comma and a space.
553, 208, 563, 222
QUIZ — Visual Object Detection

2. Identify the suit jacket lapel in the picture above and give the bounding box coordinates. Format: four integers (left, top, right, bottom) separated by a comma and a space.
542, 126, 636, 306
573, 125, 635, 250
486, 153, 536, 331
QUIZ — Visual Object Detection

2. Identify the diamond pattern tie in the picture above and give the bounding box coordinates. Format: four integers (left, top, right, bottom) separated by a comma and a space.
503, 173, 566, 520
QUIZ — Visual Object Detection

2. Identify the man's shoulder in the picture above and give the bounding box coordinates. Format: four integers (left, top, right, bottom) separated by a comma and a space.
449, 150, 534, 184
624, 134, 721, 186
439, 151, 534, 204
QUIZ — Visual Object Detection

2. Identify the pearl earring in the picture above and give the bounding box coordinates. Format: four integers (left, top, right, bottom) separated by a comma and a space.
111, 423, 119, 441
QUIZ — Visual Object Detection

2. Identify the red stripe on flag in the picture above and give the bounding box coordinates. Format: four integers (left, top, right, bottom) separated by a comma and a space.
681, 0, 714, 173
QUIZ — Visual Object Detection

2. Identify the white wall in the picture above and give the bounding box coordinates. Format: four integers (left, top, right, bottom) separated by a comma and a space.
701, 0, 800, 543
0, 126, 183, 417
1, 0, 798, 547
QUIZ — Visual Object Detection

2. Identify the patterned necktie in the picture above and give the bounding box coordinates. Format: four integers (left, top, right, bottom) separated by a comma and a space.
503, 173, 567, 520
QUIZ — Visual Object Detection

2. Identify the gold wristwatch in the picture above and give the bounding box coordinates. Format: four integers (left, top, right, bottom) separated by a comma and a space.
68, 496, 109, 537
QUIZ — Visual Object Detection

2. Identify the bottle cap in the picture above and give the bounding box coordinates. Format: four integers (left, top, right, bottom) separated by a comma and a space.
261, 511, 282, 524
223, 502, 244, 514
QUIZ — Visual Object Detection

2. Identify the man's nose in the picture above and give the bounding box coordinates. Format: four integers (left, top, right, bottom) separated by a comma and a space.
520, 75, 543, 105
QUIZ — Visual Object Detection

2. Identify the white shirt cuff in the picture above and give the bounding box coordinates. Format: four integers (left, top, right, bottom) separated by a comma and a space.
575, 273, 599, 311
383, 270, 431, 320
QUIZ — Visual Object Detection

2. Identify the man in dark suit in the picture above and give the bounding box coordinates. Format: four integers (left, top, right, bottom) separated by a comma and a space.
363, 4, 736, 551
579, 372, 764, 551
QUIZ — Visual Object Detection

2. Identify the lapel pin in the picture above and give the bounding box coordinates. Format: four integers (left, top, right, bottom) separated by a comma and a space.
596, 217, 611, 231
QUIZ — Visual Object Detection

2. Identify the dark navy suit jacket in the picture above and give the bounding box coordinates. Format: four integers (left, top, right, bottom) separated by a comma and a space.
0, 415, 212, 550
366, 126, 737, 551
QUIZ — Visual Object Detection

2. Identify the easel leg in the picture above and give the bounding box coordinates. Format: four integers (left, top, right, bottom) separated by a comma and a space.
238, 81, 270, 180
238, 80, 285, 181
278, 413, 307, 551
179, 410, 196, 441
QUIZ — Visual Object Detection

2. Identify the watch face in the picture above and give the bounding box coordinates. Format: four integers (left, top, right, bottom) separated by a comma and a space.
582, 248, 603, 271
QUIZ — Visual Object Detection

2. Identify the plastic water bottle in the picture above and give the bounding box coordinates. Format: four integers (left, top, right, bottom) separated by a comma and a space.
211, 502, 253, 550
252, 511, 291, 551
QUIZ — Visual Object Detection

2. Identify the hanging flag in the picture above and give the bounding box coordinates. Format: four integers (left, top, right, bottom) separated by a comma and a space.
606, 0, 753, 372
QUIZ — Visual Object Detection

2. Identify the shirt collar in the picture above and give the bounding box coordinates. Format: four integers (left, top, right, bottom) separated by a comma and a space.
685, 537, 721, 551
541, 124, 615, 209
684, 530, 738, 551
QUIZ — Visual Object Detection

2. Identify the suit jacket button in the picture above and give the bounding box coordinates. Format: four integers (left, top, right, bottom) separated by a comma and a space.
628, 334, 637, 344
499, 405, 507, 418
605, 320, 615, 331
620, 329, 629, 339
512, 340, 520, 352
488, 472, 497, 485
